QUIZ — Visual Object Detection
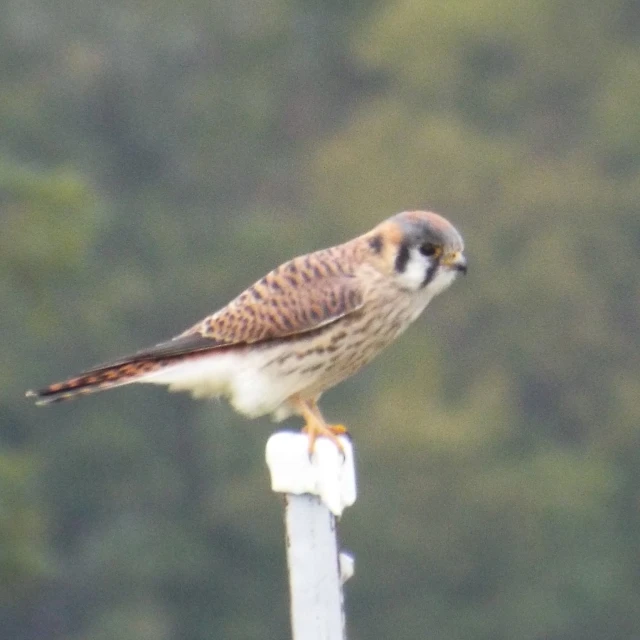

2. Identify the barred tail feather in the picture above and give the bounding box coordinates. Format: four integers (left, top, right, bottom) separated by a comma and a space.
25, 332, 234, 406
26, 359, 167, 406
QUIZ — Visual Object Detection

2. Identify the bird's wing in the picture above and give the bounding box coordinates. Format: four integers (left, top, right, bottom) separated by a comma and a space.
182, 250, 364, 344
94, 249, 365, 367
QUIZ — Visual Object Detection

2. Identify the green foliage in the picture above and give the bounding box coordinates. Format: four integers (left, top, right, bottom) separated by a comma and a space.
0, 452, 49, 601
0, 162, 98, 274
2, 0, 639, 639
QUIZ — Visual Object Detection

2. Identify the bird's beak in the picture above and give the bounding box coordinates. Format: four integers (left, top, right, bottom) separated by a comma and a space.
442, 251, 468, 274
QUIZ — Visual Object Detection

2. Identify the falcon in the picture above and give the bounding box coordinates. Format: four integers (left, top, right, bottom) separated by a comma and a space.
27, 210, 467, 452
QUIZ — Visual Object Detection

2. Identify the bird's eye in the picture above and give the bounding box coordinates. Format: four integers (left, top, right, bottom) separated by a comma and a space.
419, 243, 438, 257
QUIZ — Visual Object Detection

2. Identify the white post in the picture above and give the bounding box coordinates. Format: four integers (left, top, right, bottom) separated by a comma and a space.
266, 432, 356, 640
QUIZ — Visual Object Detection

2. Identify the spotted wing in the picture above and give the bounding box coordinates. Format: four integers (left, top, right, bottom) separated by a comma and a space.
59, 248, 365, 373
102, 247, 365, 364
182, 248, 364, 347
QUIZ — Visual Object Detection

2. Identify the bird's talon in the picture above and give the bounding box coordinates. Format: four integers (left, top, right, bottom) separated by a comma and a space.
302, 422, 345, 458
294, 398, 347, 458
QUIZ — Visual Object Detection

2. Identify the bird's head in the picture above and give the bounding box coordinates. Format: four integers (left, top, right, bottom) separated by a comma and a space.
366, 210, 467, 294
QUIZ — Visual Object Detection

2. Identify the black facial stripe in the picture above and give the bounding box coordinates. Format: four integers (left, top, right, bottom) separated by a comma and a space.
368, 234, 383, 254
421, 256, 440, 288
394, 242, 410, 273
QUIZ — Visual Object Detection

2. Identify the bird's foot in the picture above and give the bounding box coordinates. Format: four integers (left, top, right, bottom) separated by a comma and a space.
290, 396, 348, 458
302, 421, 346, 458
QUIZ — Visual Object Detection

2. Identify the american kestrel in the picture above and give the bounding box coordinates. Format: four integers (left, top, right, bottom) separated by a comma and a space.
27, 211, 467, 452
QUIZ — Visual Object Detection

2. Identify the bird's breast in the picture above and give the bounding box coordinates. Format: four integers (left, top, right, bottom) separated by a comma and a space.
255, 292, 419, 405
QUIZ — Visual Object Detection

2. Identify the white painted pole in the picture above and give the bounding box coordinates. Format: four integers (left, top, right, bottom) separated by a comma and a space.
266, 432, 356, 640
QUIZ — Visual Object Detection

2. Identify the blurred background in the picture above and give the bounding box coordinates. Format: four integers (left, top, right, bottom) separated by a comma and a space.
2, 0, 640, 638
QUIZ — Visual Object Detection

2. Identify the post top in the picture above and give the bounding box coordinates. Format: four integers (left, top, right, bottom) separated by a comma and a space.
265, 432, 356, 516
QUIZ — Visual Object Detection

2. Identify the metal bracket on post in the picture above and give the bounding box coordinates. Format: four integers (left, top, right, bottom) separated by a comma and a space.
266, 432, 356, 640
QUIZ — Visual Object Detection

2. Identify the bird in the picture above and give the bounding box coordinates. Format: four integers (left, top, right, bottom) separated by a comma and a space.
27, 210, 467, 453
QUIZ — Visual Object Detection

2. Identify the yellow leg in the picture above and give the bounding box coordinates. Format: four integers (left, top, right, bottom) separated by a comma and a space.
309, 399, 349, 437
292, 397, 347, 456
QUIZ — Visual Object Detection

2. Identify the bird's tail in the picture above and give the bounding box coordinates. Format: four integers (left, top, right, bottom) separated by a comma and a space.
26, 358, 167, 406
27, 333, 226, 406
